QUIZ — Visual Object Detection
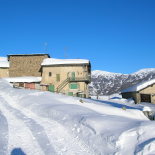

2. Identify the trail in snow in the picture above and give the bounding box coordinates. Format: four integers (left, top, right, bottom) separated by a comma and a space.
0, 96, 56, 155
0, 111, 8, 155
0, 94, 94, 155
0, 99, 45, 155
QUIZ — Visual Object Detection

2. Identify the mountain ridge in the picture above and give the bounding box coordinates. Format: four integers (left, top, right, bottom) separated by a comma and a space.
89, 68, 155, 95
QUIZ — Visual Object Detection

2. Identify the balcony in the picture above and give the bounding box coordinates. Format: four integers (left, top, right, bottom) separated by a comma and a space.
69, 75, 91, 83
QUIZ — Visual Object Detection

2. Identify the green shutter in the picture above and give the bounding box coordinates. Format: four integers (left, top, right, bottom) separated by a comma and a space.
71, 72, 75, 80
48, 85, 55, 92
68, 92, 73, 96
70, 83, 78, 89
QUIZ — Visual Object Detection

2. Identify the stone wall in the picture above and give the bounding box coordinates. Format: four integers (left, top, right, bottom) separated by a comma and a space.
9, 55, 49, 77
0, 68, 9, 78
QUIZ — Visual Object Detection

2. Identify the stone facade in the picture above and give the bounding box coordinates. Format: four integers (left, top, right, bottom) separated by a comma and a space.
8, 54, 49, 77
41, 64, 91, 98
0, 68, 9, 78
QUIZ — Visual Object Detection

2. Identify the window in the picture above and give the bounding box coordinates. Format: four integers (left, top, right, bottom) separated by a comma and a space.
56, 74, 60, 82
49, 72, 52, 77
70, 83, 78, 89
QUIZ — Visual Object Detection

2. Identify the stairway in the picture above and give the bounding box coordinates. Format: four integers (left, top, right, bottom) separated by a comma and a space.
57, 78, 69, 93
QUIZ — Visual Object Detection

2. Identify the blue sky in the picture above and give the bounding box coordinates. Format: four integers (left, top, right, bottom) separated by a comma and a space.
0, 0, 155, 74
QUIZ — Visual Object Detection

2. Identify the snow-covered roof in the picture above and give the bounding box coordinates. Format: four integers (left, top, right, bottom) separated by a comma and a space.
121, 79, 155, 93
41, 58, 90, 66
0, 57, 9, 68
4, 77, 41, 83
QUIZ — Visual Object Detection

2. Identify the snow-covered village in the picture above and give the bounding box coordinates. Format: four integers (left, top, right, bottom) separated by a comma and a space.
0, 1, 155, 155
0, 54, 155, 155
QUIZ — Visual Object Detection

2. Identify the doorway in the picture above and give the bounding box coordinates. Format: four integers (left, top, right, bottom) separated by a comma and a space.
140, 94, 151, 103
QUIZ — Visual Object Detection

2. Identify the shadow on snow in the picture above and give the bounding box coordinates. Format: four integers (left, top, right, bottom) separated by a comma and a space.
11, 148, 26, 155
91, 99, 143, 111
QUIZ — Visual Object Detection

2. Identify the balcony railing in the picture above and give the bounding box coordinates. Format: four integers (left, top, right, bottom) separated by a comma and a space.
69, 75, 91, 83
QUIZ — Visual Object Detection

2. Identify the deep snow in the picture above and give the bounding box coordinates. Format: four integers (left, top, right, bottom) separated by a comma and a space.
0, 80, 155, 155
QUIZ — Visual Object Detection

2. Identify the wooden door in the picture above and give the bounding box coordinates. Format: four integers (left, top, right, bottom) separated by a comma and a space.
19, 83, 24, 87
48, 85, 55, 92
29, 83, 35, 89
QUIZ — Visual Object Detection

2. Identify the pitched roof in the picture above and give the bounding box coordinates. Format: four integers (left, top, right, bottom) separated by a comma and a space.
0, 57, 9, 68
121, 79, 155, 93
41, 58, 90, 66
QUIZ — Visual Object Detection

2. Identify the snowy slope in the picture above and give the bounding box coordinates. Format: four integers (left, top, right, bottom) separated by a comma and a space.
90, 68, 155, 95
0, 80, 155, 154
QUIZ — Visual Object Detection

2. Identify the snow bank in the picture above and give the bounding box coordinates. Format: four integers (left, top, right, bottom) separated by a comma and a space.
42, 58, 90, 66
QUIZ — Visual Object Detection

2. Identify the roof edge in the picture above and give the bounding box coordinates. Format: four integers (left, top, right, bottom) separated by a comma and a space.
7, 53, 50, 59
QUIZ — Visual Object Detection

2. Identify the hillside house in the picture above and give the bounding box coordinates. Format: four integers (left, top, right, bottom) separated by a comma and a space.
41, 58, 91, 98
0, 57, 9, 78
121, 79, 155, 104
8, 54, 50, 77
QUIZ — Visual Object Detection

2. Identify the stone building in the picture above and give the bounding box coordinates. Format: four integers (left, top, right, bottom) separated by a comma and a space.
0, 53, 91, 98
121, 79, 155, 104
0, 57, 9, 78
8, 54, 50, 77
41, 58, 91, 98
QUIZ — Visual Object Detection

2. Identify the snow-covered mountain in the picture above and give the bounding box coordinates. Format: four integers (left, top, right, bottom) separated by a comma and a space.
89, 68, 155, 95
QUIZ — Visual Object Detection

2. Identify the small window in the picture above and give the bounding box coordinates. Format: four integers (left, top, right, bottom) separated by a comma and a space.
49, 72, 52, 77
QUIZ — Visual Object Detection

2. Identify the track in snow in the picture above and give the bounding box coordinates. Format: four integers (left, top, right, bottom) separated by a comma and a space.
0, 94, 94, 155
0, 111, 8, 155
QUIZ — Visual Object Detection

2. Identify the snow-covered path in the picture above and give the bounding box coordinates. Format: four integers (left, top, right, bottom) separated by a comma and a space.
0, 93, 93, 155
